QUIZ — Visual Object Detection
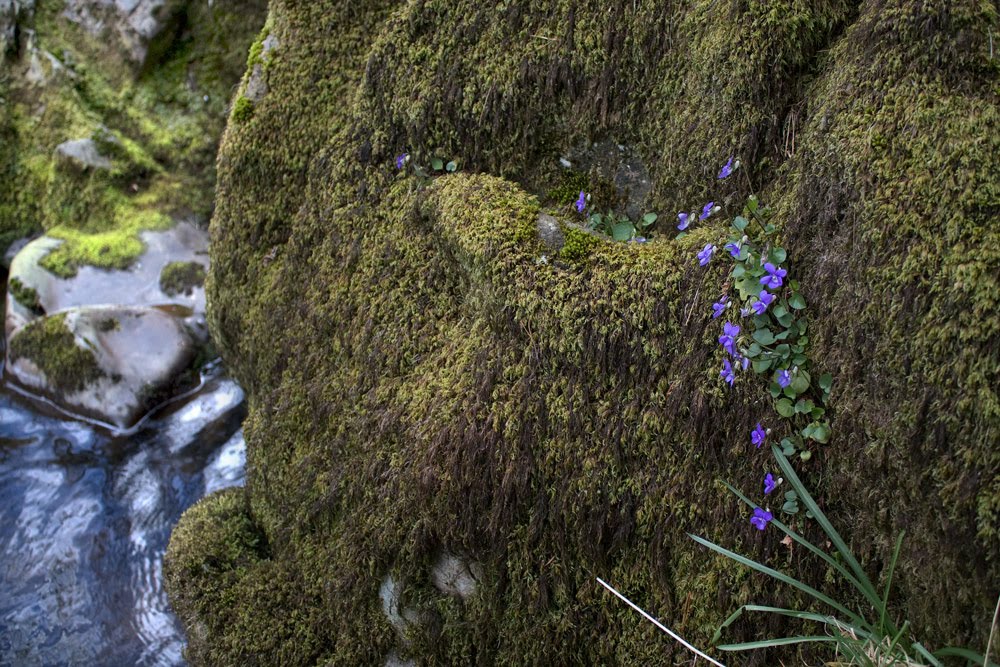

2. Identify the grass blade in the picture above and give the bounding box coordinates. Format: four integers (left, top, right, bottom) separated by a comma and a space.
722, 480, 876, 609
717, 635, 840, 651
912, 641, 946, 667
770, 444, 882, 611
879, 530, 905, 634
738, 605, 871, 640
934, 646, 1000, 667
689, 533, 865, 627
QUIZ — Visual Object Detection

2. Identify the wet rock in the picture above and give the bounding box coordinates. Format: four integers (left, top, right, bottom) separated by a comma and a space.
4, 221, 210, 429
0, 0, 33, 54
6, 306, 196, 428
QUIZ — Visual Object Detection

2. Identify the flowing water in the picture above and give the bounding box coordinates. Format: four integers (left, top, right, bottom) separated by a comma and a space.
0, 365, 246, 666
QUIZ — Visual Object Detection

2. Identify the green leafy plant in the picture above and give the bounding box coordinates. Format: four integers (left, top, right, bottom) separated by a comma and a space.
688, 443, 999, 667
585, 209, 656, 242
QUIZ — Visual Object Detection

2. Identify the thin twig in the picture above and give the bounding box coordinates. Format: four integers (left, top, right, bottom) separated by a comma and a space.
596, 577, 727, 667
985, 594, 1000, 667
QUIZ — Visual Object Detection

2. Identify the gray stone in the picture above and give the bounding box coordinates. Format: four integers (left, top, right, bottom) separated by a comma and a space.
536, 213, 565, 252
6, 305, 196, 429
61, 0, 185, 68
0, 0, 34, 54
244, 32, 278, 103
429, 552, 481, 600
54, 138, 113, 171
4, 221, 210, 429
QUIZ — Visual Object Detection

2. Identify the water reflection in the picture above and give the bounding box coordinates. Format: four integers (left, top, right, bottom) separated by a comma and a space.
0, 370, 246, 667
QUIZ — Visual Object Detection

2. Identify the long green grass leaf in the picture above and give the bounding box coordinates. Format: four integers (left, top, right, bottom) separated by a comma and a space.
738, 605, 872, 640
689, 533, 865, 627
722, 480, 877, 611
934, 646, 1000, 667
912, 641, 945, 666
879, 530, 905, 634
770, 445, 882, 610
716, 635, 840, 651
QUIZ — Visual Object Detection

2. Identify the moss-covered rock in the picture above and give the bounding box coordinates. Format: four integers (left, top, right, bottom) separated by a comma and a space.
174, 0, 1000, 664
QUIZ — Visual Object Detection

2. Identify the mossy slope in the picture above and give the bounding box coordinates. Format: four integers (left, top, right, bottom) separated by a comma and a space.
0, 0, 267, 271
170, 0, 1000, 664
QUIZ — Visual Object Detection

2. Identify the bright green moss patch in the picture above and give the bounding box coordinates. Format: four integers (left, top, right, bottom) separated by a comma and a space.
559, 226, 601, 262
159, 260, 206, 296
231, 97, 254, 123
7, 277, 43, 314
40, 210, 172, 278
8, 313, 103, 392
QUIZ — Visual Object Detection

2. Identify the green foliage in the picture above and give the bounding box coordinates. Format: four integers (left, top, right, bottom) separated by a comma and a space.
691, 445, 999, 667
585, 209, 656, 242
559, 225, 601, 261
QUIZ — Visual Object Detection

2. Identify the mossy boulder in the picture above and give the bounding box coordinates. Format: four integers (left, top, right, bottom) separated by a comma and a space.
169, 0, 1000, 664
4, 222, 210, 428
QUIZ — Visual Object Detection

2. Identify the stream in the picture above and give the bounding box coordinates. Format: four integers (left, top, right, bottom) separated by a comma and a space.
0, 364, 246, 666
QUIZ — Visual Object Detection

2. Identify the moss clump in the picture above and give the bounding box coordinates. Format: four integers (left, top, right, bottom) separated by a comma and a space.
231, 97, 254, 123
159, 260, 207, 296
559, 226, 601, 262
8, 313, 103, 392
7, 277, 44, 315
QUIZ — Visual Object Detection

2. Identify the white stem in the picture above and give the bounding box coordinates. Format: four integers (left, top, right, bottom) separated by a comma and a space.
596, 577, 727, 667
986, 594, 1000, 667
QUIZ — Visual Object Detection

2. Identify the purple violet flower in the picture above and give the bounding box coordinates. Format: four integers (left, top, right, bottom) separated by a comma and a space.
721, 358, 735, 386
395, 153, 408, 169
712, 297, 729, 319
629, 236, 647, 243
751, 423, 767, 448
764, 473, 777, 495
759, 262, 788, 290
575, 191, 587, 213
718, 156, 735, 179
752, 290, 776, 315
699, 202, 715, 221
738, 354, 750, 371
725, 241, 742, 259
677, 212, 690, 231
719, 321, 740, 356
777, 369, 792, 388
697, 244, 716, 266
751, 507, 773, 531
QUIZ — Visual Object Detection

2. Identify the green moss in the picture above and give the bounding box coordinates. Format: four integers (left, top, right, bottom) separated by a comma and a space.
40, 210, 173, 278
559, 226, 600, 262
159, 260, 207, 296
178, 0, 1000, 664
246, 27, 270, 69
545, 170, 590, 207
8, 313, 103, 392
7, 277, 43, 315
231, 96, 254, 124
